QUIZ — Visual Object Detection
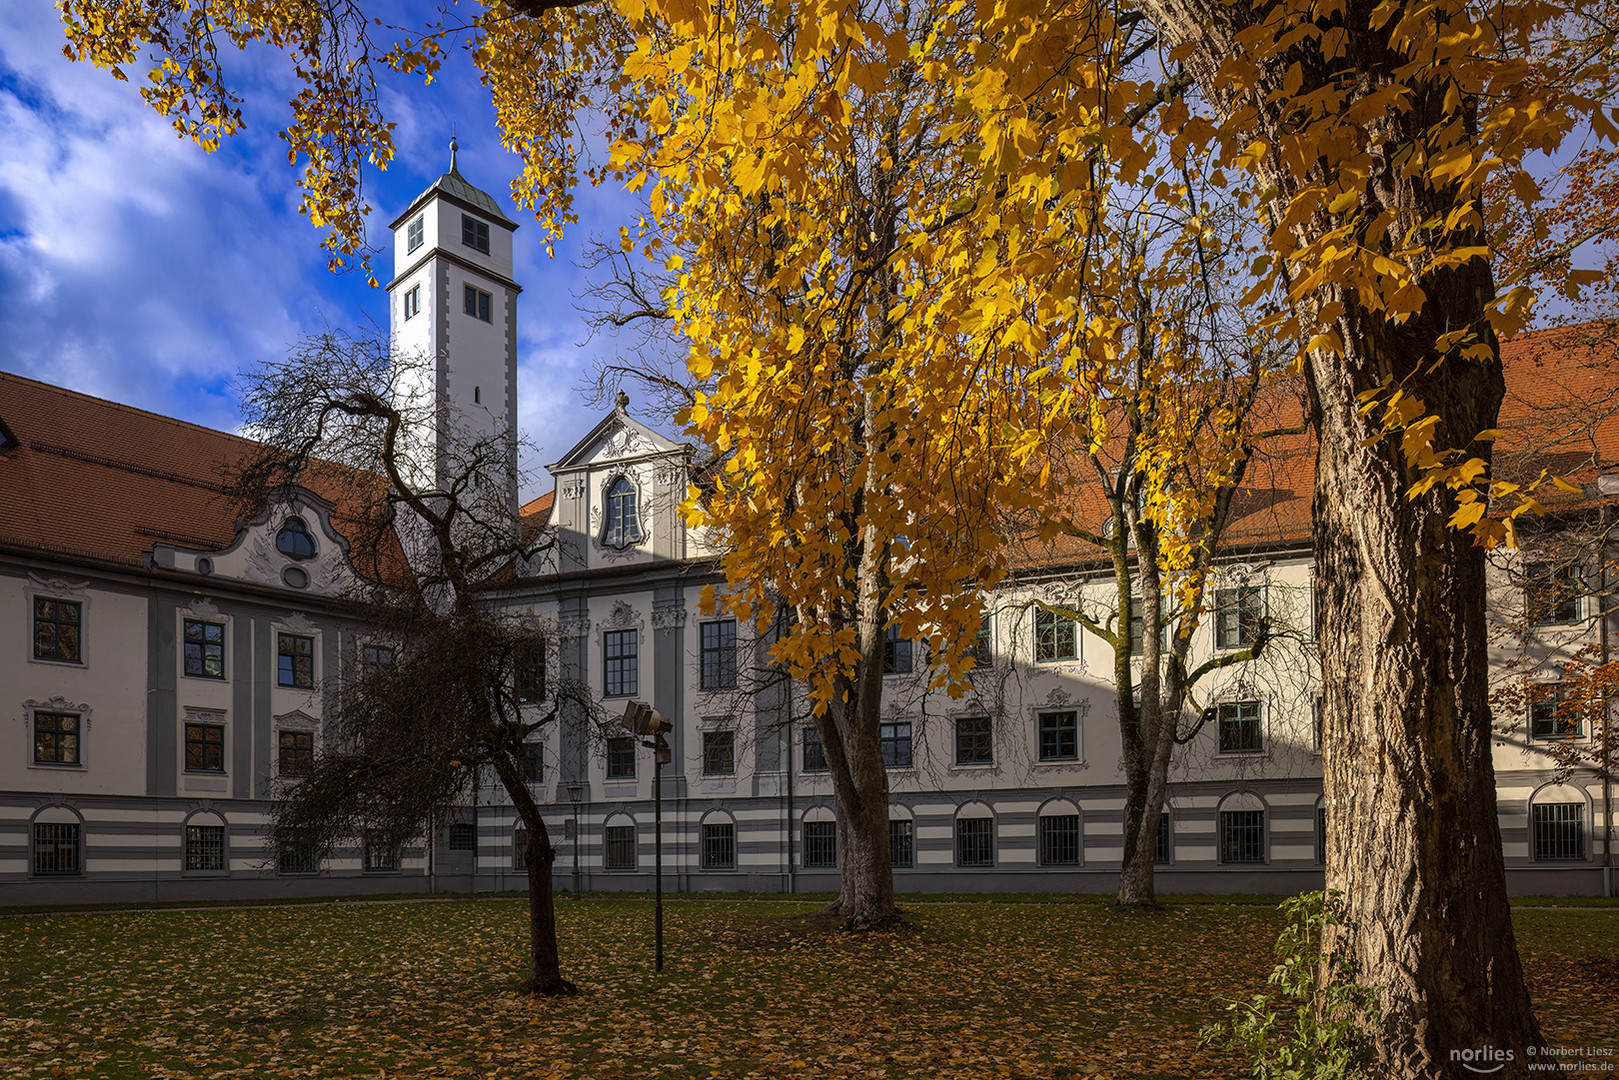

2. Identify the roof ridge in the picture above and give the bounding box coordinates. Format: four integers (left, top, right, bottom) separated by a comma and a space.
0, 371, 257, 448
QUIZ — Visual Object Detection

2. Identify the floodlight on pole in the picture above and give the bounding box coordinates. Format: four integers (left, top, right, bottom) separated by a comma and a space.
619, 699, 671, 971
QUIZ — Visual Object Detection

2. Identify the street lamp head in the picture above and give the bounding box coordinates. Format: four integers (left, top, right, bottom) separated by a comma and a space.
566, 780, 583, 804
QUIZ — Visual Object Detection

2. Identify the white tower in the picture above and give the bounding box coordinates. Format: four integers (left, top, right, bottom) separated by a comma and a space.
386, 138, 520, 521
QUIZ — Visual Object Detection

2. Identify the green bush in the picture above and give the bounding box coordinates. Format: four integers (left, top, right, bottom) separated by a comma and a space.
1200, 890, 1377, 1079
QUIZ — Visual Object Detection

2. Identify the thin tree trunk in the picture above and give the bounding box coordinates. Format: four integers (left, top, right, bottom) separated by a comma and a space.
492, 755, 576, 996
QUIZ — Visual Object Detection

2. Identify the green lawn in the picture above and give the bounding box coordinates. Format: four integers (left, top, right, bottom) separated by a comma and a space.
1, 898, 1614, 1079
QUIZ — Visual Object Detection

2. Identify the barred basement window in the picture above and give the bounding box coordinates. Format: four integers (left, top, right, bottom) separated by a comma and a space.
1316, 807, 1328, 865
1039, 815, 1081, 865
185, 723, 224, 772
606, 736, 636, 779
701, 822, 736, 869
803, 821, 837, 868
33, 597, 81, 662
802, 728, 828, 772
1034, 608, 1077, 662
1220, 810, 1266, 863
1154, 812, 1171, 864
955, 716, 993, 765
1532, 803, 1585, 861
880, 720, 913, 769
278, 730, 313, 776
185, 825, 225, 872
1217, 701, 1264, 754
889, 819, 915, 868
513, 827, 531, 869
700, 620, 738, 689
956, 817, 994, 867
604, 825, 637, 869
364, 832, 399, 872
183, 619, 225, 679
603, 629, 637, 697
447, 823, 476, 852
278, 844, 317, 874
34, 823, 80, 875
883, 625, 913, 674
33, 712, 80, 766
702, 730, 735, 775
1038, 711, 1078, 761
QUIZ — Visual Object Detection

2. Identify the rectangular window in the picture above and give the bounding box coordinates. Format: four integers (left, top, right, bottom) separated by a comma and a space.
183, 619, 225, 679
33, 823, 79, 875
1215, 587, 1264, 649
185, 825, 225, 872
1128, 599, 1170, 657
519, 742, 544, 783
278, 844, 317, 874
1217, 700, 1264, 754
463, 284, 492, 322
802, 728, 828, 772
1220, 810, 1266, 863
364, 832, 399, 872
33, 597, 81, 662
1155, 812, 1171, 864
515, 644, 545, 703
700, 619, 738, 689
604, 825, 637, 869
889, 819, 915, 868
185, 723, 225, 772
278, 730, 313, 776
360, 644, 394, 679
278, 633, 314, 688
954, 716, 993, 765
33, 712, 80, 766
880, 720, 913, 769
702, 730, 736, 775
606, 735, 636, 779
701, 822, 736, 869
1038, 711, 1078, 761
403, 283, 420, 319
406, 215, 424, 253
969, 615, 993, 670
1526, 562, 1581, 625
447, 822, 476, 852
1039, 815, 1082, 866
1532, 803, 1585, 860
883, 625, 914, 674
956, 817, 995, 867
513, 827, 530, 869
461, 214, 490, 254
1530, 683, 1582, 739
603, 629, 637, 697
1034, 608, 1077, 662
803, 820, 837, 868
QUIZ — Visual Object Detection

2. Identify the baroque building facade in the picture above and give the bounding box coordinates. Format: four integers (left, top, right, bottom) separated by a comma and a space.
1, 163, 1614, 905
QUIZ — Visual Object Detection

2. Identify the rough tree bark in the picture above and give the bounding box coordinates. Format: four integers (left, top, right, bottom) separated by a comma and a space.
1136, 0, 1547, 1074
491, 751, 575, 995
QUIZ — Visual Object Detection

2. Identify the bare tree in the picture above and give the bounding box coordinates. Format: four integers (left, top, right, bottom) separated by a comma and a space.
231, 330, 584, 995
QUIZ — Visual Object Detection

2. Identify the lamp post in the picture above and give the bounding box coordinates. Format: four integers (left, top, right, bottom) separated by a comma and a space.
566, 780, 583, 900
622, 699, 672, 972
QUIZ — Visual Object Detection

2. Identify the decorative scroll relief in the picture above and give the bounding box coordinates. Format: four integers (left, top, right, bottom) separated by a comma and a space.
556, 616, 591, 641
273, 710, 318, 732
651, 599, 688, 631
278, 612, 316, 634
24, 697, 92, 729
561, 479, 586, 502
183, 706, 227, 725
601, 425, 649, 460
180, 596, 223, 621
27, 572, 88, 597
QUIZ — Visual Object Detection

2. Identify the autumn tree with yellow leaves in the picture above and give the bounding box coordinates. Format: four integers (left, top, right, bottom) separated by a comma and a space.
61, 0, 1619, 1072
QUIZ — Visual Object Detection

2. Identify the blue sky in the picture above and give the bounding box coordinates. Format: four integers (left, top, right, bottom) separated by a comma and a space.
0, 4, 657, 500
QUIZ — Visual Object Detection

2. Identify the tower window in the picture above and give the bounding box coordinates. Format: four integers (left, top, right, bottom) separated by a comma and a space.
406, 215, 424, 254
604, 477, 643, 548
462, 214, 490, 254
404, 284, 420, 320
276, 518, 316, 559
463, 285, 492, 323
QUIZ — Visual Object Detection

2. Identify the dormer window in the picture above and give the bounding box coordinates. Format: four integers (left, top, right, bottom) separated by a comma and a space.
462, 214, 490, 254
276, 518, 316, 560
604, 477, 643, 549
406, 215, 424, 254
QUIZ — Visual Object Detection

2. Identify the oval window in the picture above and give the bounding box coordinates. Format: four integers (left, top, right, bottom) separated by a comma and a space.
276, 518, 316, 560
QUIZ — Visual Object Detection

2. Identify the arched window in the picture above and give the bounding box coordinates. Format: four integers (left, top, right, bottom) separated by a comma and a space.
276, 518, 316, 560
604, 478, 642, 549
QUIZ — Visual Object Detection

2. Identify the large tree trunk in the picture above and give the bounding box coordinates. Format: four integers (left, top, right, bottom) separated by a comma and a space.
1134, 1, 1547, 1074
493, 756, 576, 996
